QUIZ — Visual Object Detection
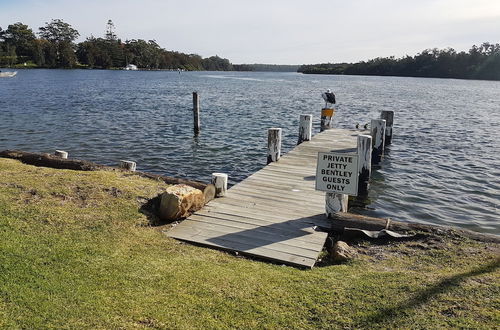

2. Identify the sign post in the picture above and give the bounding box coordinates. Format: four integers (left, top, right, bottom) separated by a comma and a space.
316, 152, 359, 216
316, 152, 359, 196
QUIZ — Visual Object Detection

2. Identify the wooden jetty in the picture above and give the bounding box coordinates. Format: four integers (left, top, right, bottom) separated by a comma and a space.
166, 128, 362, 268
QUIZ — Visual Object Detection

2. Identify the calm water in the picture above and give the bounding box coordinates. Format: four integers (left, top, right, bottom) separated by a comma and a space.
1, 69, 499, 234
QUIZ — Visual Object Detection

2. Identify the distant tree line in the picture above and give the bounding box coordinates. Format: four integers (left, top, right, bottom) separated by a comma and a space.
298, 43, 500, 80
0, 19, 233, 71
233, 64, 299, 72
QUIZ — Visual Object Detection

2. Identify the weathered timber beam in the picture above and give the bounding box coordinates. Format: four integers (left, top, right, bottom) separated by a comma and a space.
330, 212, 500, 243
0, 149, 106, 171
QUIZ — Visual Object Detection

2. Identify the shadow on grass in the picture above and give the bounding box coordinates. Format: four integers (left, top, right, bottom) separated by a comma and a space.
361, 258, 500, 325
139, 195, 163, 226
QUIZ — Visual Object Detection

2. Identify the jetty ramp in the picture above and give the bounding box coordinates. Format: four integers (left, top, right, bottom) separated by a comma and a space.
166, 128, 360, 268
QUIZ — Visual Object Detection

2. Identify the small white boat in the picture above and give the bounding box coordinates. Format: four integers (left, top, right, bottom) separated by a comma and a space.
0, 71, 17, 78
124, 64, 138, 71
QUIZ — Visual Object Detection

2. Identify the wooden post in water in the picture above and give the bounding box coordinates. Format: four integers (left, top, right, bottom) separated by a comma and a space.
370, 119, 386, 164
193, 92, 200, 135
320, 108, 334, 131
119, 160, 136, 171
267, 128, 282, 164
54, 150, 68, 159
380, 110, 394, 145
297, 114, 312, 145
211, 173, 228, 197
325, 193, 348, 216
357, 134, 372, 196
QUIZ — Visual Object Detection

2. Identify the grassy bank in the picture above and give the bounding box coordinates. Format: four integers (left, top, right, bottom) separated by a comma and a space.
0, 158, 498, 329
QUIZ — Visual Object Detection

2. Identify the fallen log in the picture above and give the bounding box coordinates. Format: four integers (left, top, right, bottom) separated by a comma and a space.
0, 149, 106, 171
330, 212, 500, 243
0, 149, 216, 203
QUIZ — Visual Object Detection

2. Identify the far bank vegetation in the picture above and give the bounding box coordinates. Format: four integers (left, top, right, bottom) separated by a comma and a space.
298, 43, 500, 80
0, 19, 232, 71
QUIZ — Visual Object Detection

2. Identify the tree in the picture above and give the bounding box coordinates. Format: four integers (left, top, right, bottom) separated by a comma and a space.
3, 22, 35, 58
202, 55, 232, 71
76, 36, 124, 69
124, 39, 163, 69
39, 19, 79, 43
39, 19, 79, 68
105, 20, 117, 41
297, 42, 500, 80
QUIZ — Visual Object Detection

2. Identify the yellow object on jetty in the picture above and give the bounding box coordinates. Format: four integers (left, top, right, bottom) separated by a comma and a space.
321, 108, 335, 117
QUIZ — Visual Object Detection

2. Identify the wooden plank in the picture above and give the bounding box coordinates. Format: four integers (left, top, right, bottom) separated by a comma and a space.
187, 213, 327, 244
229, 185, 320, 202
169, 229, 318, 268
174, 219, 322, 257
232, 176, 319, 191
224, 189, 325, 208
199, 204, 331, 229
210, 196, 323, 216
168, 224, 323, 268
244, 173, 317, 187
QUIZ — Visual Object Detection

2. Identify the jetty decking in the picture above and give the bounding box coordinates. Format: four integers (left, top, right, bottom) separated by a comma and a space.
166, 128, 361, 268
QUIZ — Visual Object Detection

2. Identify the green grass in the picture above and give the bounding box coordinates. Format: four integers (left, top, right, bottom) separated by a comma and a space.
0, 158, 498, 329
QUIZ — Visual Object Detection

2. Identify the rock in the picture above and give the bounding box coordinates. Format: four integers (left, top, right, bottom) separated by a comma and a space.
331, 241, 357, 262
158, 184, 205, 221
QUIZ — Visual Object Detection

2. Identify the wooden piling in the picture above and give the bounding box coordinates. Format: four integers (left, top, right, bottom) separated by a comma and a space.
320, 108, 334, 131
297, 114, 312, 145
211, 173, 228, 197
193, 92, 200, 134
357, 134, 372, 196
119, 160, 136, 171
54, 150, 68, 159
370, 119, 386, 164
267, 128, 282, 164
325, 193, 348, 216
380, 110, 394, 145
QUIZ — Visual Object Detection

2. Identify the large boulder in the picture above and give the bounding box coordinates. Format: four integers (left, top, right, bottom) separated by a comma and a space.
159, 184, 205, 221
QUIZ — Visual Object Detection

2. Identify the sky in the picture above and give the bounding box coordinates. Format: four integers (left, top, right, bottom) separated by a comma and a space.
1, 0, 500, 64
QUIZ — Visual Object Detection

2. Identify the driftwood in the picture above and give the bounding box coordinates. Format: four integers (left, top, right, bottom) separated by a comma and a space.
0, 149, 216, 203
330, 212, 500, 243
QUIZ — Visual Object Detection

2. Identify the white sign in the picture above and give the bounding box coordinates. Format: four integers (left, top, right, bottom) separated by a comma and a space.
315, 152, 359, 196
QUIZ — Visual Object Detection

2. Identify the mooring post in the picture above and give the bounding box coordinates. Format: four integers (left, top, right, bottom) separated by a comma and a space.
211, 173, 228, 197
193, 91, 200, 135
267, 128, 282, 164
357, 134, 372, 196
325, 193, 348, 216
370, 119, 386, 164
320, 108, 334, 132
297, 114, 312, 145
119, 160, 136, 172
54, 150, 68, 159
380, 110, 394, 145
